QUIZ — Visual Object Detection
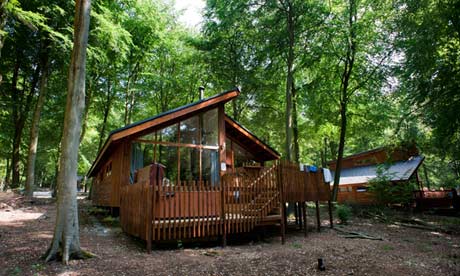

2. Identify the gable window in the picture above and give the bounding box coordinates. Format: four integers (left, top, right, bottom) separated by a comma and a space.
130, 108, 219, 186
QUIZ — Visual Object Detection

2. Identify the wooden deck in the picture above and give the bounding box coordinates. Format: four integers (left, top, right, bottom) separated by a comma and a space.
120, 161, 332, 251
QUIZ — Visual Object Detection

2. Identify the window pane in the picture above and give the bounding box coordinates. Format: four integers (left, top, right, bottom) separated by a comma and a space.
158, 123, 178, 143
158, 145, 178, 186
233, 141, 255, 167
202, 149, 219, 186
130, 142, 154, 183
179, 147, 200, 183
202, 109, 218, 146
180, 116, 199, 145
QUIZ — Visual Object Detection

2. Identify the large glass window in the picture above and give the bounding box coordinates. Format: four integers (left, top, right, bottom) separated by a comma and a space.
202, 109, 218, 146
130, 108, 220, 186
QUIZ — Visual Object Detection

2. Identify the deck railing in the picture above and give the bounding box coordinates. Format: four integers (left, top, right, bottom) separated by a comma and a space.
120, 161, 330, 249
221, 164, 280, 235
279, 160, 331, 202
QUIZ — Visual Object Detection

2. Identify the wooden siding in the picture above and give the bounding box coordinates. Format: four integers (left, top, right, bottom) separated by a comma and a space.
336, 183, 375, 204
280, 161, 331, 202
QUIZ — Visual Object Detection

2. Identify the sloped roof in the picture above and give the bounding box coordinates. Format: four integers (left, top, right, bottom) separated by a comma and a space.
225, 116, 280, 161
328, 144, 419, 170
88, 88, 240, 177
87, 88, 280, 177
332, 155, 424, 185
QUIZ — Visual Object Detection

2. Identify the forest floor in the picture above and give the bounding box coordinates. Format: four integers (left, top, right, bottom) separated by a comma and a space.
1, 191, 460, 276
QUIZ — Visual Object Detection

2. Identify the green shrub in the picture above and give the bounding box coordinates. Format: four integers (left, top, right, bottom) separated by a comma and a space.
368, 164, 416, 205
336, 204, 352, 224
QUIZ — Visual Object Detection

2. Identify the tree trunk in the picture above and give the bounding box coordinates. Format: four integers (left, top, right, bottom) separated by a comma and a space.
80, 74, 97, 143
44, 0, 91, 264
3, 157, 10, 190
98, 78, 113, 151
292, 81, 300, 163
284, 1, 295, 162
0, 0, 9, 83
331, 0, 356, 201
332, 101, 348, 201
11, 52, 38, 188
25, 41, 50, 197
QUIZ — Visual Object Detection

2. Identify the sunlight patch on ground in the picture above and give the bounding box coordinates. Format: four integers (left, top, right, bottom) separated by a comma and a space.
0, 209, 45, 223
57, 271, 80, 276
34, 232, 53, 239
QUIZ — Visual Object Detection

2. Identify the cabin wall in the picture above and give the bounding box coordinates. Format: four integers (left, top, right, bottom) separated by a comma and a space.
336, 183, 375, 204
91, 141, 131, 208
91, 158, 113, 207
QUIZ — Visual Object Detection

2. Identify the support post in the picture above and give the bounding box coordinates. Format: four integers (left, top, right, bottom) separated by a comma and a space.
218, 104, 227, 247
302, 201, 307, 236
277, 161, 286, 244
315, 200, 321, 232
146, 176, 153, 253
328, 200, 333, 228
221, 179, 226, 247
298, 202, 303, 229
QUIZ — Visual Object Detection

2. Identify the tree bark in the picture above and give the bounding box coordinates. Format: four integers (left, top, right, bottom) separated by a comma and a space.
331, 0, 356, 201
44, 0, 91, 264
11, 50, 38, 188
3, 157, 10, 190
292, 81, 300, 163
284, 0, 295, 162
0, 0, 10, 83
25, 40, 50, 197
80, 74, 97, 143
98, 78, 113, 151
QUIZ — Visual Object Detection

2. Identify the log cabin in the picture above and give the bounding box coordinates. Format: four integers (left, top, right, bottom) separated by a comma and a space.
328, 145, 425, 204
87, 88, 332, 250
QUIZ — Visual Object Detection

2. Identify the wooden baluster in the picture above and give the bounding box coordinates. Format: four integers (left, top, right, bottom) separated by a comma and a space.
174, 183, 177, 239
187, 180, 191, 239
207, 181, 211, 236
190, 181, 197, 238
152, 173, 157, 244
159, 176, 164, 241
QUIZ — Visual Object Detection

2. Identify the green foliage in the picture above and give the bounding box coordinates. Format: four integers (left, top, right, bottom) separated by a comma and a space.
0, 0, 458, 194
368, 164, 416, 205
335, 204, 352, 224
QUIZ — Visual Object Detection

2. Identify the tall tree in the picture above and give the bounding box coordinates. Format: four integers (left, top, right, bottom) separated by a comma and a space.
395, 0, 460, 184
44, 0, 91, 264
25, 37, 50, 197
329, 0, 394, 200
331, 0, 357, 200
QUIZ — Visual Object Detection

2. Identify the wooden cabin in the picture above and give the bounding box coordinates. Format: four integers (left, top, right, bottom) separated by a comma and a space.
328, 145, 424, 204
88, 88, 332, 249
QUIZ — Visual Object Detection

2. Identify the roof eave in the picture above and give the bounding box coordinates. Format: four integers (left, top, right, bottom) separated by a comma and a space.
87, 88, 240, 177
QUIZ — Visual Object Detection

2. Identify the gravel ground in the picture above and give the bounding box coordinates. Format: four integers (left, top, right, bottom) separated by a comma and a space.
1, 191, 459, 276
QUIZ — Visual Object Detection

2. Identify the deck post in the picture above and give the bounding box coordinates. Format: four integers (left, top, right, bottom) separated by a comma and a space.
297, 202, 302, 229
302, 201, 307, 236
146, 182, 153, 253
221, 176, 226, 247
328, 200, 333, 228
277, 162, 286, 244
315, 200, 321, 232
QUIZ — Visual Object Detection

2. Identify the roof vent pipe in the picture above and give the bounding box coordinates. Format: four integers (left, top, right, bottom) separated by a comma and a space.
199, 86, 205, 100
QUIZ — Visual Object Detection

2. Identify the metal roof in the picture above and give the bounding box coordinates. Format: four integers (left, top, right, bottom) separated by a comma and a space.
332, 155, 424, 185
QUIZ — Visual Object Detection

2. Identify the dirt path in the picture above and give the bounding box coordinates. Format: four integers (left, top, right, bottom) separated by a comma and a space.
1, 192, 459, 276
